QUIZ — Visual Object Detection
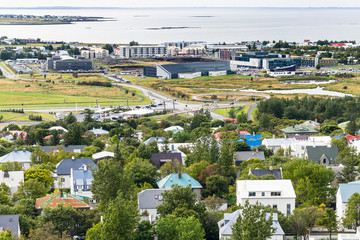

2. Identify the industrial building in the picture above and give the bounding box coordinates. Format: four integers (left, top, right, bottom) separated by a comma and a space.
144, 61, 230, 79
45, 54, 93, 72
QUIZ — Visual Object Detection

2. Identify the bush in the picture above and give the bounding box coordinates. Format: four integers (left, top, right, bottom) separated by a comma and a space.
28, 114, 42, 121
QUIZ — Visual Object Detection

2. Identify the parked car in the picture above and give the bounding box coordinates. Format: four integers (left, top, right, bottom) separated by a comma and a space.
135, 106, 141, 109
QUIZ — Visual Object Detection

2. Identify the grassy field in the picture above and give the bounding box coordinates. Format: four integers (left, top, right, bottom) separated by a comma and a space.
322, 77, 360, 95
213, 106, 250, 117
21, 73, 110, 82
0, 112, 54, 122
0, 78, 150, 108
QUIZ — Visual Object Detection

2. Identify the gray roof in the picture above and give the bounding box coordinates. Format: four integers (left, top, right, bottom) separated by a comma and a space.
218, 210, 284, 237
233, 151, 265, 166
40, 145, 87, 153
0, 215, 20, 237
137, 189, 166, 209
56, 158, 96, 176
262, 138, 295, 146
144, 137, 166, 145
338, 181, 360, 203
89, 128, 109, 135
305, 145, 339, 164
250, 169, 282, 180
151, 153, 182, 169
0, 149, 31, 163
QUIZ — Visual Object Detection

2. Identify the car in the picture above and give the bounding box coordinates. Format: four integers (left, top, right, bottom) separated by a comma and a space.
150, 104, 157, 107
230, 102, 235, 105
113, 111, 119, 113
204, 103, 209, 106
111, 117, 118, 121
158, 103, 163, 106
79, 112, 84, 115
84, 108, 90, 111
135, 106, 141, 109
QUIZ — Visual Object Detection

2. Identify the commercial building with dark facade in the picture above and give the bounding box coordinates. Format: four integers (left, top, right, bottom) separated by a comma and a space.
46, 56, 93, 71
144, 61, 231, 79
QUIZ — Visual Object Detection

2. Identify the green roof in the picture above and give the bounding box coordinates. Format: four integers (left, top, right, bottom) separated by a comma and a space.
305, 145, 339, 164
157, 173, 202, 189
281, 125, 318, 134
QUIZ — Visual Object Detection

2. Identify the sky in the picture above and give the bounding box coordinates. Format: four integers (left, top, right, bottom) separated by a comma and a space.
2, 0, 360, 8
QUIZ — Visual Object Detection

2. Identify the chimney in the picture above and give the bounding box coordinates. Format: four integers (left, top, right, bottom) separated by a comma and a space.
253, 132, 255, 136
273, 135, 275, 139
171, 145, 175, 152
256, 147, 259, 153
72, 156, 75, 160
14, 148, 17, 153
60, 189, 64, 198
23, 148, 26, 152
178, 169, 182, 179
84, 164, 88, 171
269, 166, 273, 171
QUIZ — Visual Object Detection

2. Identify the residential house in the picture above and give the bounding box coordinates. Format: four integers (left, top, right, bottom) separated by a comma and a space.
290, 140, 328, 159
40, 145, 87, 154
240, 134, 263, 148
137, 189, 166, 223
218, 210, 285, 240
92, 151, 115, 161
262, 137, 295, 153
0, 149, 31, 170
281, 124, 318, 138
164, 126, 184, 134
299, 120, 320, 130
308, 136, 332, 145
157, 143, 191, 163
89, 128, 109, 137
0, 215, 21, 237
150, 153, 182, 169
236, 180, 296, 216
157, 172, 202, 200
70, 165, 94, 199
48, 126, 68, 132
144, 137, 166, 145
54, 157, 96, 189
0, 170, 24, 194
249, 167, 283, 180
233, 151, 265, 167
336, 181, 360, 224
304, 145, 339, 166
35, 192, 90, 214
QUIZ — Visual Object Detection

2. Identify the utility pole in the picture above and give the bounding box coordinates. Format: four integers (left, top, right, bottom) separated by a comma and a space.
173, 100, 175, 110
163, 101, 166, 111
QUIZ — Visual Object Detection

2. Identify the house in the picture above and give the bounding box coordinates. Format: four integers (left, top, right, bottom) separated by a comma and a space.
89, 128, 109, 137
336, 181, 360, 223
218, 210, 285, 240
304, 145, 339, 166
0, 149, 31, 170
299, 120, 320, 130
144, 137, 166, 145
236, 180, 296, 216
157, 143, 191, 163
233, 151, 265, 166
157, 172, 202, 200
308, 136, 332, 145
290, 140, 329, 159
0, 170, 24, 194
281, 125, 318, 138
150, 153, 182, 169
240, 134, 263, 148
164, 126, 184, 134
0, 215, 21, 237
137, 189, 166, 223
35, 192, 90, 214
249, 167, 283, 180
338, 227, 360, 240
262, 137, 295, 153
48, 126, 68, 132
8, 131, 27, 141
92, 151, 115, 161
40, 145, 87, 154
70, 165, 94, 199
54, 157, 96, 189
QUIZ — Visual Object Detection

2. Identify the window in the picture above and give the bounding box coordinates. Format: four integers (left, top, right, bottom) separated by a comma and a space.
248, 192, 256, 197
287, 204, 291, 216
271, 192, 281, 196
272, 204, 277, 209
262, 192, 265, 196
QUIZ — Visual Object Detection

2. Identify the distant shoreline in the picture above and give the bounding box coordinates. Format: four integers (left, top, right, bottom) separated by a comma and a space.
1, 7, 360, 10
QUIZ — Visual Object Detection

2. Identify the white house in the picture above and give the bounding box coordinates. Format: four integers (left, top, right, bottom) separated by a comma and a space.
0, 170, 24, 195
0, 149, 31, 170
137, 189, 166, 223
218, 210, 285, 240
290, 140, 328, 158
70, 165, 94, 199
261, 137, 295, 153
336, 181, 360, 224
236, 180, 296, 216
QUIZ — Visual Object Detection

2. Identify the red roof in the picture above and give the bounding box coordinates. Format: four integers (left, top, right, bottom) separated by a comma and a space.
239, 131, 251, 135
345, 134, 360, 144
36, 193, 90, 209
331, 43, 346, 47
214, 132, 225, 140
224, 118, 237, 123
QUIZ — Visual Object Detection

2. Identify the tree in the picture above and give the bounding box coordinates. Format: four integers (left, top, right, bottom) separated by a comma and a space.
218, 140, 234, 176
14, 179, 48, 200
317, 207, 337, 240
102, 44, 114, 54
124, 158, 158, 187
134, 221, 153, 240
233, 142, 251, 152
283, 159, 335, 206
156, 215, 205, 240
290, 206, 319, 239
24, 168, 53, 189
205, 175, 229, 198
28, 222, 69, 240
343, 192, 360, 228
190, 114, 210, 130
236, 112, 248, 124
231, 201, 275, 240
87, 196, 139, 240
316, 64, 321, 70
187, 161, 210, 180
346, 119, 358, 135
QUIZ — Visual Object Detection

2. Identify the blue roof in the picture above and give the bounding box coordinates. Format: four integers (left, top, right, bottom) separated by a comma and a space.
56, 158, 96, 175
73, 169, 93, 192
240, 134, 263, 141
247, 140, 262, 148
333, 134, 346, 139
339, 182, 360, 203
0, 149, 31, 163
157, 173, 202, 189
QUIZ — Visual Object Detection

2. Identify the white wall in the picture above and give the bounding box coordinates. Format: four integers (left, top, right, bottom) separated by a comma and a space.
54, 175, 71, 189
238, 197, 295, 216
336, 188, 346, 224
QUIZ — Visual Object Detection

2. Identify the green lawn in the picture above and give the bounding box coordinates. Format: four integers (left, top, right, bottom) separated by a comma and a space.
213, 106, 250, 117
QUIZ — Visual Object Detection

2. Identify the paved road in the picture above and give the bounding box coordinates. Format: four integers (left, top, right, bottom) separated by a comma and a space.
247, 103, 257, 121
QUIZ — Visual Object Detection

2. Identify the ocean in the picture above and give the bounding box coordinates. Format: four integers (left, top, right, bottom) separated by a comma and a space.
0, 7, 360, 44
